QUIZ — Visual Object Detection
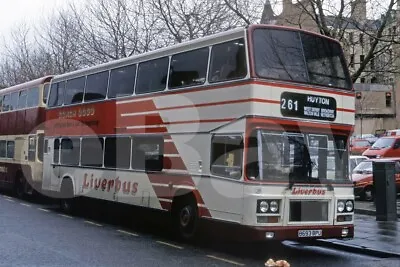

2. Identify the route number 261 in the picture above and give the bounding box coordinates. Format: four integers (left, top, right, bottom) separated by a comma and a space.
281, 98, 299, 111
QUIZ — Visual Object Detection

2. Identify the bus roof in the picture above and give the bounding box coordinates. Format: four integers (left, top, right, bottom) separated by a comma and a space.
51, 24, 340, 83
0, 76, 53, 95
52, 27, 245, 82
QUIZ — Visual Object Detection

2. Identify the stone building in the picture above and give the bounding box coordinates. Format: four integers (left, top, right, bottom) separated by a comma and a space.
262, 0, 400, 135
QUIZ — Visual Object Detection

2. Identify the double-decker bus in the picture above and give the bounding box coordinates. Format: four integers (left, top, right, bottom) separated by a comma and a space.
42, 24, 355, 241
0, 76, 52, 197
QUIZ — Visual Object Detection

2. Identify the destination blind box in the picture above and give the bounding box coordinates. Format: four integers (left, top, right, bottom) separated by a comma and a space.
280, 92, 337, 121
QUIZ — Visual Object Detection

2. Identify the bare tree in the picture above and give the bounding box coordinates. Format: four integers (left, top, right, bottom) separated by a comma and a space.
67, 0, 162, 65
37, 8, 84, 74
151, 0, 264, 43
0, 24, 52, 86
248, 0, 400, 83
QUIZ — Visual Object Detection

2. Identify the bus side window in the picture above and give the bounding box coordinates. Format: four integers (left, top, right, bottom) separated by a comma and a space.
0, 141, 6, 157
54, 139, 60, 164
211, 135, 243, 179
169, 47, 209, 89
60, 138, 80, 166
84, 71, 108, 102
18, 90, 27, 109
27, 87, 39, 108
3, 94, 10, 112
132, 135, 164, 172
10, 92, 18, 111
6, 141, 15, 159
48, 82, 65, 107
209, 38, 247, 83
28, 136, 36, 161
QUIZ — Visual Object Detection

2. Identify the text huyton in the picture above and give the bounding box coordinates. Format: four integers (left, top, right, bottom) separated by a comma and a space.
82, 173, 138, 195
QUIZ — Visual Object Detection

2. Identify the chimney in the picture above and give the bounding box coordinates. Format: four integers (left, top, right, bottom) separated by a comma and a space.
260, 0, 276, 24
350, 0, 367, 22
282, 0, 293, 12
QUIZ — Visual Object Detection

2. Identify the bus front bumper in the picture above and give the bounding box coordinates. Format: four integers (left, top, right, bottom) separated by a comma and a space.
244, 224, 354, 241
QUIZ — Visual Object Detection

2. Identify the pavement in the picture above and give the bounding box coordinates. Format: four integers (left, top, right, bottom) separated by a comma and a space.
312, 200, 400, 258
355, 199, 400, 218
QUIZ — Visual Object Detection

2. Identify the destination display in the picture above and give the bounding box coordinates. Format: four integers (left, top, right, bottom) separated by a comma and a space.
280, 92, 337, 121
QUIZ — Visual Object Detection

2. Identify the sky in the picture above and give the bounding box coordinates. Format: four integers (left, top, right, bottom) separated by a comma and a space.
0, 0, 77, 37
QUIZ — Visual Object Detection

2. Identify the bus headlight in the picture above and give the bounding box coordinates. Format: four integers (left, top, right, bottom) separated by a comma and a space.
345, 200, 354, 212
269, 201, 279, 213
259, 201, 269, 213
337, 201, 345, 213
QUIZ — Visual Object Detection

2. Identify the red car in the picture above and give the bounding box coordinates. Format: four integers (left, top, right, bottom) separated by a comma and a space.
352, 158, 400, 201
350, 139, 371, 155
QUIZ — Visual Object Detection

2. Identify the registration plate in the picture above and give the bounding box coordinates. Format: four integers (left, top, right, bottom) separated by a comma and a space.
298, 230, 322, 238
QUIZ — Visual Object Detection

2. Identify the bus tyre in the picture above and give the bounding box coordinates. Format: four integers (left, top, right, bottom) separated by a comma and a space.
363, 186, 374, 202
14, 174, 25, 199
60, 179, 75, 214
172, 195, 198, 240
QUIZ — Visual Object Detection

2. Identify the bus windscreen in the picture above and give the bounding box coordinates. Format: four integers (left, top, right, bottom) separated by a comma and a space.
252, 29, 352, 90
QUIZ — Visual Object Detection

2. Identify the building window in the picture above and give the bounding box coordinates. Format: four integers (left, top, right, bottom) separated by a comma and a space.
211, 135, 243, 179
360, 55, 365, 63
349, 32, 354, 43
350, 54, 355, 68
359, 33, 364, 46
360, 77, 366, 83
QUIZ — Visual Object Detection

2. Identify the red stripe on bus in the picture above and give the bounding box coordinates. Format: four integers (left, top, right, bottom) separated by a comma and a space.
337, 108, 355, 113
116, 99, 157, 114
117, 114, 164, 127
164, 157, 187, 171
148, 174, 195, 187
115, 127, 168, 134
247, 117, 353, 131
164, 142, 179, 155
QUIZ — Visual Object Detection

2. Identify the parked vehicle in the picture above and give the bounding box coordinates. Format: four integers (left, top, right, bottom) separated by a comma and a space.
385, 129, 400, 136
354, 134, 378, 144
349, 155, 368, 176
362, 136, 400, 158
350, 139, 371, 155
351, 158, 400, 201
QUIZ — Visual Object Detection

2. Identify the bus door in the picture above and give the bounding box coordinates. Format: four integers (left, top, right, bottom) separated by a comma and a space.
43, 138, 61, 191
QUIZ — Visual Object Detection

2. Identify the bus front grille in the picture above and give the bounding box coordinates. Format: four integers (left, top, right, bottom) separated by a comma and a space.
289, 200, 329, 222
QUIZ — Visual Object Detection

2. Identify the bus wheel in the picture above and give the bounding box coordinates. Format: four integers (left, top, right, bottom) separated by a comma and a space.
172, 194, 198, 240
60, 179, 75, 214
363, 186, 374, 202
14, 174, 25, 199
